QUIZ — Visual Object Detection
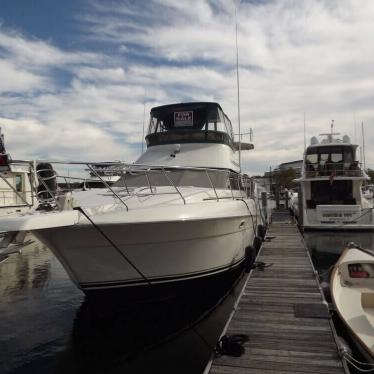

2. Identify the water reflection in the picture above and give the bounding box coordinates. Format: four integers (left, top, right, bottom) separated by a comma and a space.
304, 231, 374, 273
59, 287, 239, 374
0, 237, 52, 295
0, 234, 245, 374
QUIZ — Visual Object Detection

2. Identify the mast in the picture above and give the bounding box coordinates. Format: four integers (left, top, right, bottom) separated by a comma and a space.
303, 112, 306, 150
362, 121, 366, 171
235, 6, 241, 172
141, 99, 146, 153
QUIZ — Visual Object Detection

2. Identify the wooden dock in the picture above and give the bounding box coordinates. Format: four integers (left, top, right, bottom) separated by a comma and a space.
206, 212, 349, 374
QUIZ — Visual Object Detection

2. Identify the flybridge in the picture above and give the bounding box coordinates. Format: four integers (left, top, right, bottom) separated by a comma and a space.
146, 102, 235, 148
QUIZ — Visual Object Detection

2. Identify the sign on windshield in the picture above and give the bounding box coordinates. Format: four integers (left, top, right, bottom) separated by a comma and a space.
174, 111, 193, 127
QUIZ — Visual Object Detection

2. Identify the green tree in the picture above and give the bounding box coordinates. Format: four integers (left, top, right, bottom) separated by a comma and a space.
367, 168, 374, 183
274, 168, 297, 189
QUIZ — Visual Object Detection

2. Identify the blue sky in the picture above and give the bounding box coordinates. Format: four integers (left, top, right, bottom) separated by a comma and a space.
0, 0, 373, 174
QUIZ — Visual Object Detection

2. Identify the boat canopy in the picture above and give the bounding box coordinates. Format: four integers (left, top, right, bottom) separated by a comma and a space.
146, 102, 234, 148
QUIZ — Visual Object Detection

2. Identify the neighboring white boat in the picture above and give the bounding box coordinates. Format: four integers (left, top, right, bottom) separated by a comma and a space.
288, 189, 299, 217
0, 102, 261, 300
362, 185, 374, 200
295, 130, 374, 230
83, 164, 121, 189
0, 128, 37, 217
331, 245, 374, 362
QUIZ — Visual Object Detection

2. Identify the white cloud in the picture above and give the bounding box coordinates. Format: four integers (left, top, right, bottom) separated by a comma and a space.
0, 59, 48, 92
1, 0, 374, 175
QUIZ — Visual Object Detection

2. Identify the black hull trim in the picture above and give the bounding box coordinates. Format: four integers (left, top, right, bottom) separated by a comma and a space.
304, 227, 374, 232
81, 260, 245, 302
80, 258, 244, 290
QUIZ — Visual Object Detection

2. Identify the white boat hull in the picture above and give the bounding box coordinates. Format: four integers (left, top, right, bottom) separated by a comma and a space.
33, 212, 255, 299
331, 247, 374, 362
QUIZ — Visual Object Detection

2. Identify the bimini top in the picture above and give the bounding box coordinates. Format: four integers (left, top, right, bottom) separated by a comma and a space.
146, 102, 234, 148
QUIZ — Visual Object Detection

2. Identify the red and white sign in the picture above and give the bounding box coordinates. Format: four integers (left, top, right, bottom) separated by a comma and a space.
174, 111, 193, 127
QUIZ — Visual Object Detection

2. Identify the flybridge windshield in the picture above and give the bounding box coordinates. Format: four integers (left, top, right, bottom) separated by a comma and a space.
306, 145, 355, 164
146, 102, 234, 148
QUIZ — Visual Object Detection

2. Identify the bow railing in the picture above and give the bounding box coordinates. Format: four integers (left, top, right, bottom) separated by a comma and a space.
304, 162, 364, 178
7, 160, 254, 211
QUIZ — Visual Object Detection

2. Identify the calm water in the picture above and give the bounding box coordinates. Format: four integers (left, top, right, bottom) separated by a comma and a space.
0, 236, 246, 374
2, 230, 374, 373
304, 230, 374, 275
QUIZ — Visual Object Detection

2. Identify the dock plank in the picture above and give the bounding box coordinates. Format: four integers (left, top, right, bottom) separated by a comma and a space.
208, 217, 348, 374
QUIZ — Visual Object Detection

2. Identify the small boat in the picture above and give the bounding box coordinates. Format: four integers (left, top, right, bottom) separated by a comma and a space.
295, 127, 374, 230
331, 244, 374, 362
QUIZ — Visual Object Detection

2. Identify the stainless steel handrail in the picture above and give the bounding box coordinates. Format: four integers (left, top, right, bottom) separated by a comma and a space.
9, 160, 252, 210
205, 169, 219, 201
304, 162, 364, 178
86, 164, 129, 211
161, 167, 186, 204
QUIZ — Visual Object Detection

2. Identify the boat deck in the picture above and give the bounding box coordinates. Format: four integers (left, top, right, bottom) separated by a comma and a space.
206, 210, 349, 374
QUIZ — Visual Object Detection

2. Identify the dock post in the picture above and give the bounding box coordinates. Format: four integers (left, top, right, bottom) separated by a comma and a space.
261, 191, 268, 224
298, 188, 304, 228
275, 186, 280, 210
285, 190, 289, 209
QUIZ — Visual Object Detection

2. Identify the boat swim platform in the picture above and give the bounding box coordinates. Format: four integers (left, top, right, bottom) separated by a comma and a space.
206, 210, 349, 374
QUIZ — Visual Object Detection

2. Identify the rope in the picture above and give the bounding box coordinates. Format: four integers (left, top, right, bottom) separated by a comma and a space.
344, 354, 374, 372
251, 261, 273, 271
74, 207, 151, 286
110, 271, 247, 365
344, 352, 374, 367
215, 334, 249, 357
318, 265, 334, 279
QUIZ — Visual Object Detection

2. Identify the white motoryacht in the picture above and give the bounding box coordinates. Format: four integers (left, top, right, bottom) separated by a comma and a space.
82, 164, 121, 189
0, 128, 37, 217
0, 102, 261, 300
295, 131, 374, 230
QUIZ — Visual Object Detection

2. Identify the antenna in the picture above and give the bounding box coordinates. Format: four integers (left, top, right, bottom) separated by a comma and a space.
303, 112, 306, 150
353, 111, 357, 143
141, 98, 146, 153
0, 127, 6, 154
362, 121, 366, 170
331, 119, 334, 135
235, 5, 241, 172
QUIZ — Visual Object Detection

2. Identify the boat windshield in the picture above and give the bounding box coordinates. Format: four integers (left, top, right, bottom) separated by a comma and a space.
305, 145, 358, 176
146, 102, 234, 148
306, 146, 354, 164
114, 169, 245, 190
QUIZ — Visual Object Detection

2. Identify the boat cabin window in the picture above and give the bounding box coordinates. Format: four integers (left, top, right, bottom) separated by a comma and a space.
306, 146, 355, 165
306, 153, 318, 164
15, 175, 22, 192
306, 180, 355, 208
305, 146, 357, 176
114, 169, 245, 191
146, 103, 234, 148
